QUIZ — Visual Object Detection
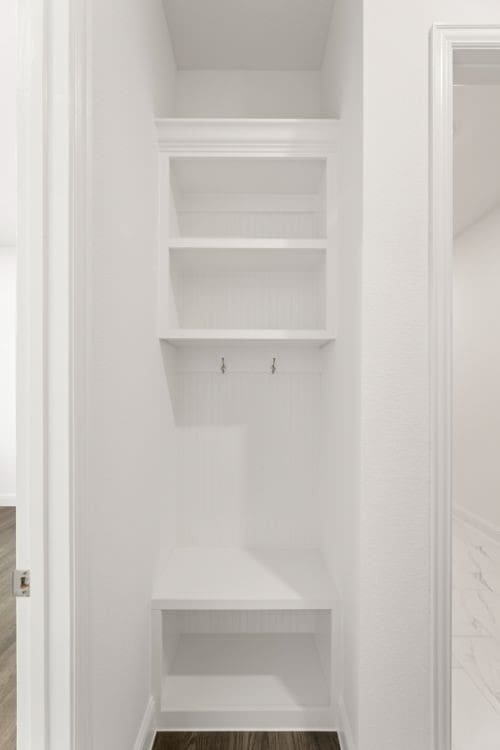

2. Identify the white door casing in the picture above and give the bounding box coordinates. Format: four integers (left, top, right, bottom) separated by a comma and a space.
430, 23, 500, 750
17, 0, 89, 747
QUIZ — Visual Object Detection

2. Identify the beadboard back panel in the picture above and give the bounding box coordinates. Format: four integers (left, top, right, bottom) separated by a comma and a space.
176, 209, 325, 239
174, 370, 322, 548
171, 269, 325, 329
164, 610, 330, 635
170, 159, 327, 239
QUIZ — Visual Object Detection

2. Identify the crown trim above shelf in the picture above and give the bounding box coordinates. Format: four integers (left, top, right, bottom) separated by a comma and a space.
155, 118, 339, 157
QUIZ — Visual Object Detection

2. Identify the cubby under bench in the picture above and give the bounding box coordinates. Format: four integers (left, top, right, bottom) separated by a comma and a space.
152, 549, 337, 730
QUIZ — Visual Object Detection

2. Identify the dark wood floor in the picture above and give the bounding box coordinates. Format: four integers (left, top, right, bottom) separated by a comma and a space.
153, 733, 340, 750
0, 508, 16, 750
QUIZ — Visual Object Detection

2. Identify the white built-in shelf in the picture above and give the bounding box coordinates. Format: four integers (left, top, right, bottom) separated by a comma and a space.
161, 330, 334, 346
157, 118, 337, 340
169, 238, 326, 274
169, 238, 328, 251
169, 238, 327, 272
161, 633, 330, 712
152, 548, 334, 610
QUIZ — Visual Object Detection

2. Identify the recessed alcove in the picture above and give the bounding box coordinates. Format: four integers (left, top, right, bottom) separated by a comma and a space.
151, 0, 344, 732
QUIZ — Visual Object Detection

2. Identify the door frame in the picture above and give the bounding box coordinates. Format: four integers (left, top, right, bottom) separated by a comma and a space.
430, 23, 500, 750
17, 1, 90, 747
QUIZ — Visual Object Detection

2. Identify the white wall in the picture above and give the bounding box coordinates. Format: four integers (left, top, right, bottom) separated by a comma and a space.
321, 1, 362, 748
174, 71, 323, 118
454, 84, 500, 235
0, 0, 17, 246
454, 205, 500, 531
0, 0, 16, 506
360, 5, 500, 750
0, 248, 16, 504
88, 1, 176, 747
83, 3, 500, 748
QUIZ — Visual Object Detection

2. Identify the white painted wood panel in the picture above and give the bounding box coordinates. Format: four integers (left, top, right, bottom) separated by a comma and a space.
171, 270, 324, 330
176, 211, 324, 239
174, 371, 321, 548
170, 161, 326, 239
163, 610, 330, 634
162, 330, 333, 345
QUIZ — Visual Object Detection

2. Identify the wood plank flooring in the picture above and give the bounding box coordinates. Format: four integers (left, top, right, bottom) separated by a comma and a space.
0, 508, 16, 750
153, 733, 340, 750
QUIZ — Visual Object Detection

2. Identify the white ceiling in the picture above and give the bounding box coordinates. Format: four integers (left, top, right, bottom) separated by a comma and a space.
454, 84, 500, 236
162, 0, 335, 71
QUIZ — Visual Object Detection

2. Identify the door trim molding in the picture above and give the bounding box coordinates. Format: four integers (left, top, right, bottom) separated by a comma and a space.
17, 0, 90, 747
72, 0, 92, 746
430, 23, 500, 750
17, 1, 50, 744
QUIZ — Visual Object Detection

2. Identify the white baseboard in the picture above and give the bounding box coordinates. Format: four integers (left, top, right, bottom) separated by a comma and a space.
133, 697, 156, 750
454, 505, 500, 545
337, 697, 356, 750
0, 493, 16, 508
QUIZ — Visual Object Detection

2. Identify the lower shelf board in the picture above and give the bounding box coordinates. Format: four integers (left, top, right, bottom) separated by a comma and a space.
162, 634, 330, 713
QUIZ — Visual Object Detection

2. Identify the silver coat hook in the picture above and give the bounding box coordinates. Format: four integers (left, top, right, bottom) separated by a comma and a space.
271, 357, 277, 375
220, 357, 226, 374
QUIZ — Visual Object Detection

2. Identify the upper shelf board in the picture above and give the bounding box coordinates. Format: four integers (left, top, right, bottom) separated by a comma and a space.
155, 118, 339, 158
169, 239, 327, 272
153, 547, 335, 610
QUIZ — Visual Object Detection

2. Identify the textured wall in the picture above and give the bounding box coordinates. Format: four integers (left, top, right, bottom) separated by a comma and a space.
321, 0, 363, 745
360, 5, 500, 750
88, 1, 176, 746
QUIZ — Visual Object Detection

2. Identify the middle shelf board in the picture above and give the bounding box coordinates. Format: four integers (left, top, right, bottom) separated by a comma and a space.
161, 330, 335, 347
169, 238, 327, 272
169, 238, 328, 251
152, 548, 335, 611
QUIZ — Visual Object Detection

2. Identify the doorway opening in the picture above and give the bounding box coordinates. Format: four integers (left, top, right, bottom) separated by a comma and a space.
452, 46, 500, 749
431, 24, 500, 750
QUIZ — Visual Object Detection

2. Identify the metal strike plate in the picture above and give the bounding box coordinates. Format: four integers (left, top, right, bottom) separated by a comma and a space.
13, 570, 31, 597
